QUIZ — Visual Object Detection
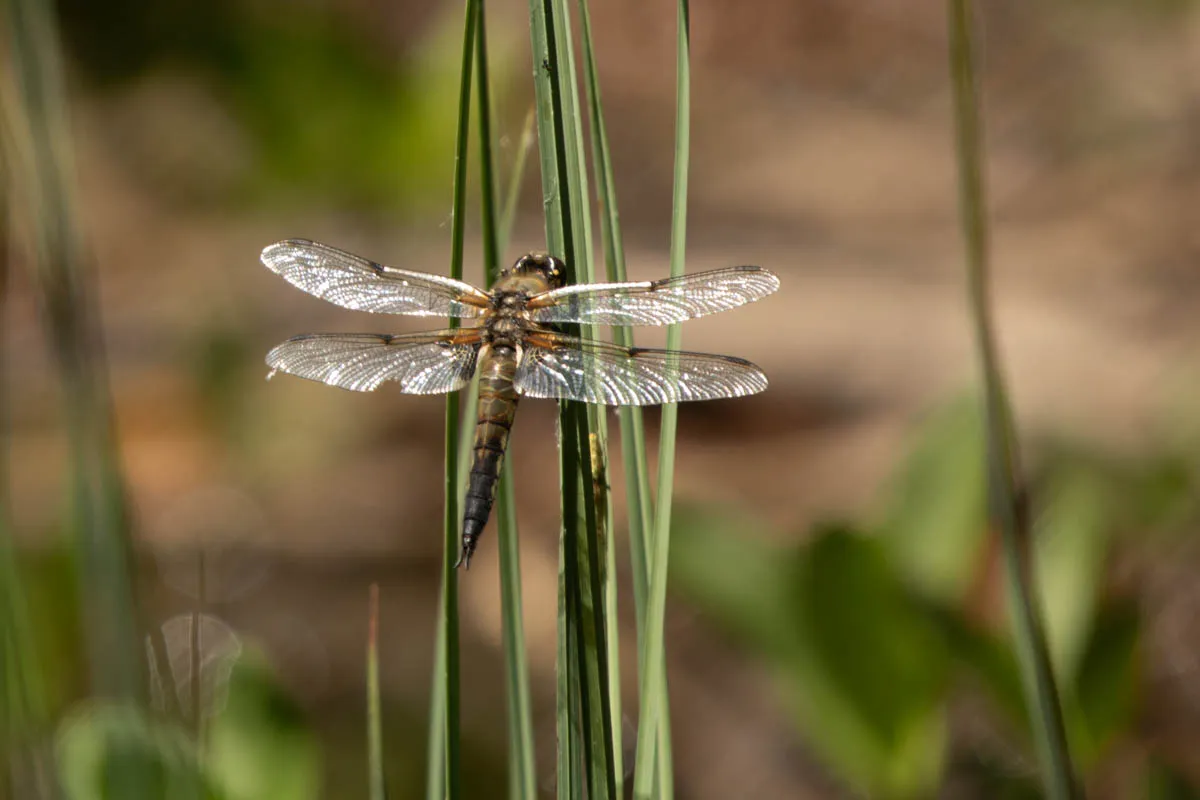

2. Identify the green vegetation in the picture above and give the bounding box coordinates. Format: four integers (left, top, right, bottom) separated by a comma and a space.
670, 397, 1196, 797
946, 0, 1077, 795
3, 0, 1200, 798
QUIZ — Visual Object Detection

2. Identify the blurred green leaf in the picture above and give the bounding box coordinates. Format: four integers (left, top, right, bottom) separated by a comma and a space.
226, 15, 453, 210
922, 598, 1027, 728
1144, 757, 1200, 799
11, 547, 84, 716
58, 2, 523, 212
673, 512, 951, 798
1034, 466, 1112, 681
878, 399, 988, 604
205, 655, 320, 800
669, 505, 798, 659
946, 756, 1043, 800
793, 524, 950, 797
57, 703, 218, 800
1069, 600, 1139, 766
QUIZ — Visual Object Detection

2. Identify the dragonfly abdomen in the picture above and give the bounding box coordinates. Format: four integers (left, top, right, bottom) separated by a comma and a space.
458, 345, 520, 569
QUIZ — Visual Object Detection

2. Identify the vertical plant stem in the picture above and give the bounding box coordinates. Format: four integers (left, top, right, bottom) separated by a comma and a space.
424, 593, 448, 800
529, 0, 618, 795
526, 7, 578, 791
575, 2, 664, 791
0, 149, 58, 797
367, 585, 385, 800
575, 0, 653, 645
945, 2, 1078, 798
431, 1, 481, 797
633, 2, 689, 797
474, 4, 538, 797
548, 0, 618, 792
5, 0, 142, 704
191, 554, 206, 749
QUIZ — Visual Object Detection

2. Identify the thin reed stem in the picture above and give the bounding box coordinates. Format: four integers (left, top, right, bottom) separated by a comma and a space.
633, 2, 689, 797
945, 2, 1079, 797
474, 3, 538, 796
367, 585, 385, 800
5, 0, 142, 705
429, 0, 481, 796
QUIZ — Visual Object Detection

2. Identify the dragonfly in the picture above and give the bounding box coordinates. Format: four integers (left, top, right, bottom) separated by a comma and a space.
262, 239, 779, 568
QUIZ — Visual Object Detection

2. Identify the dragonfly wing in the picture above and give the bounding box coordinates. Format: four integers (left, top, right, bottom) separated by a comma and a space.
524, 266, 779, 326
262, 239, 491, 317
514, 331, 767, 406
266, 329, 481, 393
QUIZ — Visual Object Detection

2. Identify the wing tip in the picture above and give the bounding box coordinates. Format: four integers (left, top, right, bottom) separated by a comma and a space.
744, 266, 781, 296
728, 265, 781, 293
260, 238, 319, 270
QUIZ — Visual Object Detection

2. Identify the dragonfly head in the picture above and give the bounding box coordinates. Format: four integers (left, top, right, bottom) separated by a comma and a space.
505, 252, 567, 289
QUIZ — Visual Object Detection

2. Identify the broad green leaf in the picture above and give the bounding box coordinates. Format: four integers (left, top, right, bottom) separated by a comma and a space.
205, 656, 320, 800
673, 513, 951, 798
878, 399, 988, 604
792, 525, 949, 797
1069, 600, 1139, 766
57, 703, 218, 800
669, 505, 797, 658
1034, 467, 1112, 681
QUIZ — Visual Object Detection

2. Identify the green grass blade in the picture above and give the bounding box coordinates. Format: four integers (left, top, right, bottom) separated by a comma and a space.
528, 0, 563, 256
367, 585, 385, 800
5, 0, 143, 705
424, 590, 448, 800
525, 6, 579, 797
528, 0, 618, 795
495, 473, 536, 800
0, 188, 59, 793
473, 4, 538, 797
576, 2, 675, 792
548, 2, 619, 795
633, 2, 689, 797
430, 1, 482, 797
945, 2, 1079, 798
575, 0, 652, 643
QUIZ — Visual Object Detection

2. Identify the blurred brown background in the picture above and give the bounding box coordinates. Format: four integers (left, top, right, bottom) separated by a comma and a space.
7, 0, 1200, 797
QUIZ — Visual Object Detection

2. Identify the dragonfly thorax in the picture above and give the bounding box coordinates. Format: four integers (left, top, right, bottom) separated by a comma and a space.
481, 315, 526, 348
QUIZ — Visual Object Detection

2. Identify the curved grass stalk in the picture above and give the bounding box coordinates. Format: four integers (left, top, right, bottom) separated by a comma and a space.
474, 3, 539, 796
367, 585, 385, 800
575, 0, 664, 794
428, 1, 481, 797
632, 2, 689, 797
528, 0, 619, 796
945, 1, 1079, 797
5, 0, 144, 710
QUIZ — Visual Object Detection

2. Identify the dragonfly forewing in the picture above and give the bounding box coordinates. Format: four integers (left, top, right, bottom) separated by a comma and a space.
524, 265, 779, 326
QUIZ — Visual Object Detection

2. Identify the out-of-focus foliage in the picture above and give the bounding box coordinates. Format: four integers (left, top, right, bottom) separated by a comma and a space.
204, 655, 321, 800
54, 0, 520, 211
671, 398, 1200, 798
57, 703, 220, 800
53, 655, 320, 800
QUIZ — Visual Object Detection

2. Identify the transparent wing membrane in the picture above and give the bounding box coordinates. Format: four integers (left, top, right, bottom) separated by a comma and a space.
525, 266, 779, 326
514, 332, 767, 406
266, 330, 481, 393
261, 239, 491, 317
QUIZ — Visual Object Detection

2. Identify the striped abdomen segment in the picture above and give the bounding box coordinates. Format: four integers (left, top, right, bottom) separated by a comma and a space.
458, 345, 520, 569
